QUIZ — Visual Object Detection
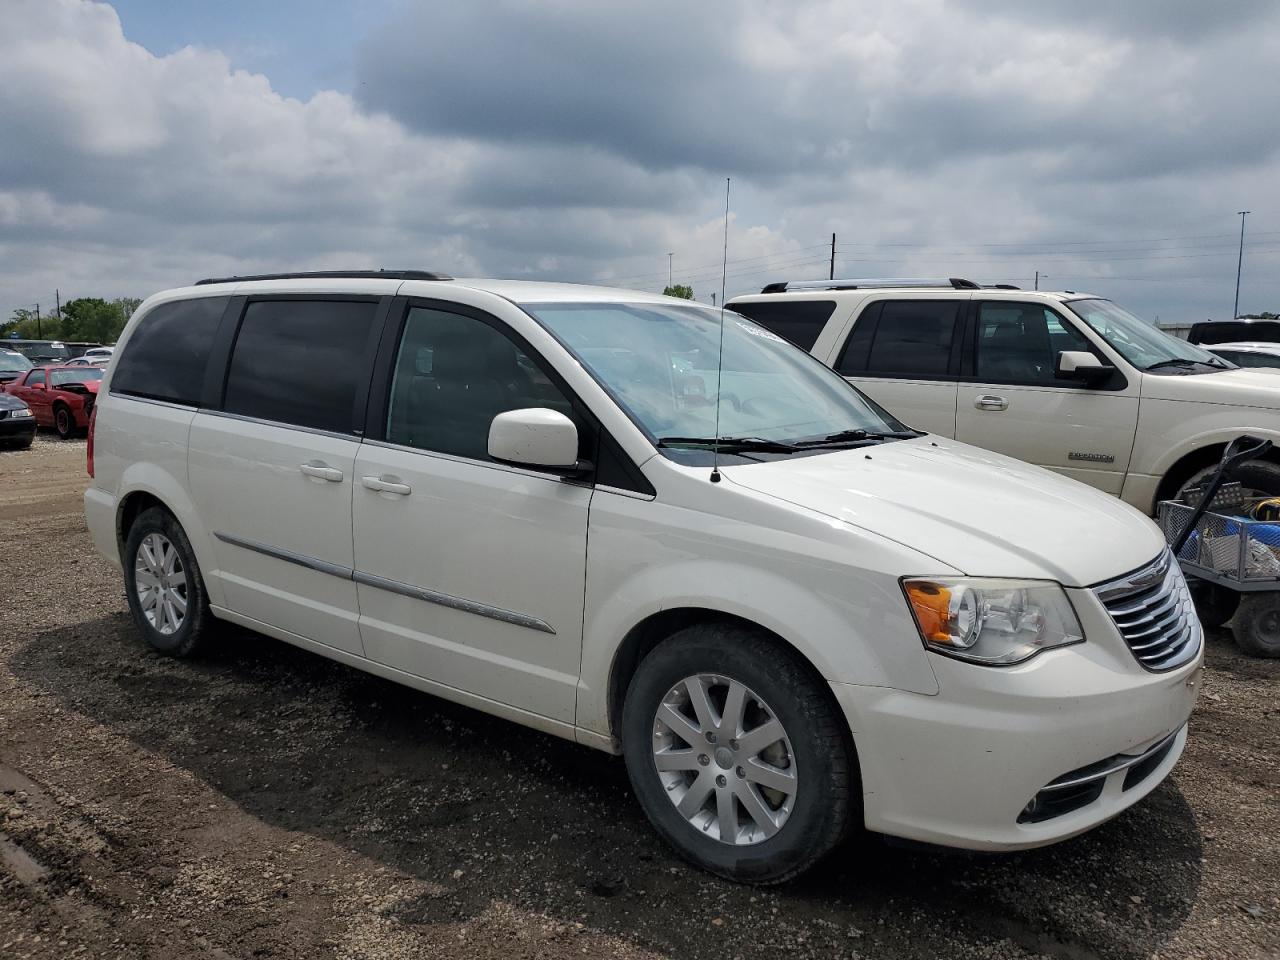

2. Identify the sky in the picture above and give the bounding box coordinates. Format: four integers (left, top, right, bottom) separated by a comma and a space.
2, 0, 1278, 326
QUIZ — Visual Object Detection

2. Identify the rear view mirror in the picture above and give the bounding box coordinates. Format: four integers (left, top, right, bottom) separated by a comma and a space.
1056, 351, 1112, 384
488, 408, 587, 473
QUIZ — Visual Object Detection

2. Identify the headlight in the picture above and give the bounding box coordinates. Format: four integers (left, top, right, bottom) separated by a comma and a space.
10, 408, 33, 418
902, 578, 1083, 665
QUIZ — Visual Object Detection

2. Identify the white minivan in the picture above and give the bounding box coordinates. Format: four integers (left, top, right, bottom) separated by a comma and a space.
85, 271, 1203, 883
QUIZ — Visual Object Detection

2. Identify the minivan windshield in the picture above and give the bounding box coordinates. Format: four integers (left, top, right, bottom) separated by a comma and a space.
523, 301, 908, 462
1066, 299, 1230, 373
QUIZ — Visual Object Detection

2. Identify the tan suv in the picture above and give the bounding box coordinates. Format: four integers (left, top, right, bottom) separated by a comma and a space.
728, 278, 1280, 513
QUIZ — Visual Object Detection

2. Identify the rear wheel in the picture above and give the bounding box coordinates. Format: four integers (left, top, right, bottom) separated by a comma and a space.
1177, 460, 1280, 503
123, 507, 213, 657
621, 623, 853, 884
53, 404, 76, 439
1231, 593, 1280, 658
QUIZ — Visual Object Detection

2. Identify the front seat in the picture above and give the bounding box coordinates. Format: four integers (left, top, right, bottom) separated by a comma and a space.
408, 327, 511, 460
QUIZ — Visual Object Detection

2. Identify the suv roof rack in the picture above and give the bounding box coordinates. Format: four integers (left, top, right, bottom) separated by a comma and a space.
760, 277, 981, 294
194, 269, 453, 286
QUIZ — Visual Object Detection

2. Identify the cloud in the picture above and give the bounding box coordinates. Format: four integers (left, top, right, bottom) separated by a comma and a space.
1, 0, 1278, 327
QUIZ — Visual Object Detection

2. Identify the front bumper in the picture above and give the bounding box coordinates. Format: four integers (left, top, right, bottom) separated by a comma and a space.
833, 586, 1203, 850
0, 414, 37, 441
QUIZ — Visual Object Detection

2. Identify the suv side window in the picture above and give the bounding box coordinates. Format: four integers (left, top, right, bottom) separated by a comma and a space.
863, 301, 961, 378
223, 299, 379, 433
728, 300, 835, 351
112, 297, 227, 405
975, 302, 1094, 385
386, 306, 574, 463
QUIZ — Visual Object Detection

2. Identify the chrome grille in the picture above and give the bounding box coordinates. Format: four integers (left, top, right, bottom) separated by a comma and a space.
1094, 551, 1201, 672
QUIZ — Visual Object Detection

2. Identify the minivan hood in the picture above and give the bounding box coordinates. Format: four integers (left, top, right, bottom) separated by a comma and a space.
1142, 367, 1280, 409
721, 438, 1164, 586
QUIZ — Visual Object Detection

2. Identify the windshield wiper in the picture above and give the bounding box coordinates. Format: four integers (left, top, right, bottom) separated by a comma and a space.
793, 428, 923, 448
657, 436, 799, 453
1144, 358, 1212, 372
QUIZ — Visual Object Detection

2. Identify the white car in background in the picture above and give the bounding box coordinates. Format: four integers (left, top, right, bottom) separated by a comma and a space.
85, 271, 1202, 882
728, 278, 1280, 512
1204, 342, 1280, 370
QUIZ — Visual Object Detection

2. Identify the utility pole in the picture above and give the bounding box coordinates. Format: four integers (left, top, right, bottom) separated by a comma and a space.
1034, 270, 1039, 291
34, 303, 41, 339
1234, 211, 1250, 319
668, 252, 673, 288
55, 288, 61, 319
829, 233, 836, 280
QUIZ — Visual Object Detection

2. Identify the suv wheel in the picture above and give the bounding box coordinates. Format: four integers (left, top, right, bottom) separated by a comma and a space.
123, 507, 212, 657
621, 623, 853, 884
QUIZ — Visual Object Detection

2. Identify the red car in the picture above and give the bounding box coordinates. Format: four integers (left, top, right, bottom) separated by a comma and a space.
4, 365, 103, 439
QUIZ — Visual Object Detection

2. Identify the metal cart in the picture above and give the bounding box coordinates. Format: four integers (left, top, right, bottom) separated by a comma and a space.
1156, 435, 1280, 657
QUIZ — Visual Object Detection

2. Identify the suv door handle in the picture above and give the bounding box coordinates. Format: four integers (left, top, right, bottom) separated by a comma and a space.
974, 395, 1009, 411
300, 461, 344, 482
361, 475, 412, 496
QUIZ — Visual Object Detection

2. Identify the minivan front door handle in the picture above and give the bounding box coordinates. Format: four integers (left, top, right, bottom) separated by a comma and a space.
361, 475, 412, 496
300, 461, 344, 482
974, 395, 1009, 411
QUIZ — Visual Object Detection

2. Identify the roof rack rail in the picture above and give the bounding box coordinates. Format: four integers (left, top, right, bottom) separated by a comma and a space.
987, 283, 1021, 290
760, 277, 980, 294
194, 269, 453, 286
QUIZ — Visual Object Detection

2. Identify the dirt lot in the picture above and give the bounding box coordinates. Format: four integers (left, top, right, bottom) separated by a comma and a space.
1, 434, 1277, 959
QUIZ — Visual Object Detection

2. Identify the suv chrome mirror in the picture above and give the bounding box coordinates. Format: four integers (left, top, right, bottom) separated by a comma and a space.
1056, 350, 1112, 384
488, 408, 583, 471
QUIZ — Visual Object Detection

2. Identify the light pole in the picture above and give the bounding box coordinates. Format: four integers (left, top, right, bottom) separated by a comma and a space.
668, 252, 673, 288
1234, 211, 1250, 319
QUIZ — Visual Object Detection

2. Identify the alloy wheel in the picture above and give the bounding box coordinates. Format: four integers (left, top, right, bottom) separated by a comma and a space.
651, 673, 797, 845
134, 532, 188, 635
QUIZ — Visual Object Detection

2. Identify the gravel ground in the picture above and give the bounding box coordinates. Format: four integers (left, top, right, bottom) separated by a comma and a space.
1, 433, 1277, 959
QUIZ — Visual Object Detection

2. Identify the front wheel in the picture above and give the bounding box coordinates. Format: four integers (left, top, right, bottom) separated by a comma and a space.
54, 404, 77, 439
621, 623, 854, 884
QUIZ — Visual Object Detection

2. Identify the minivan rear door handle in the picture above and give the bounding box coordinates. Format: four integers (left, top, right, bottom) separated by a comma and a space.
974, 395, 1009, 411
361, 475, 412, 496
300, 461, 344, 483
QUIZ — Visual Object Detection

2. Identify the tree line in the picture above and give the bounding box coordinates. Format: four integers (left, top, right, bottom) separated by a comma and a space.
2, 298, 142, 345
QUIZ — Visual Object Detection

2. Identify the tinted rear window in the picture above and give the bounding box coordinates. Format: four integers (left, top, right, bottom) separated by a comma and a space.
865, 301, 961, 377
222, 299, 378, 433
113, 297, 227, 405
727, 300, 836, 351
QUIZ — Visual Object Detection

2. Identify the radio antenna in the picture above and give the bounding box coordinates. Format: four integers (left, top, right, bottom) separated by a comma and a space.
711, 177, 730, 484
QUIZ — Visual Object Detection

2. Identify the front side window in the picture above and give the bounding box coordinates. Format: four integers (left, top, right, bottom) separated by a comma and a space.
113, 297, 227, 405
975, 303, 1094, 384
223, 299, 378, 432
386, 306, 573, 462
50, 368, 104, 387
523, 301, 904, 461
1068, 299, 1225, 372
864, 301, 960, 378
26, 370, 45, 387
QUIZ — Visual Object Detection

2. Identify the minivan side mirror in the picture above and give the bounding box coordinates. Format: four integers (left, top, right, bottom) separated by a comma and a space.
488, 408, 586, 473
1056, 350, 1112, 384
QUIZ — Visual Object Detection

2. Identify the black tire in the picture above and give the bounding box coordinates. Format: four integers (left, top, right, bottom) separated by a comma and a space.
53, 404, 76, 440
1188, 581, 1240, 630
1178, 460, 1280, 502
621, 623, 854, 884
1230, 593, 1280, 658
122, 506, 213, 657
